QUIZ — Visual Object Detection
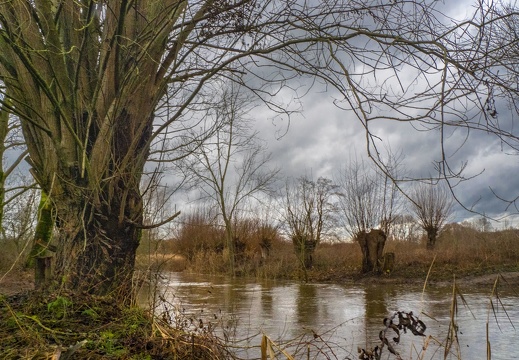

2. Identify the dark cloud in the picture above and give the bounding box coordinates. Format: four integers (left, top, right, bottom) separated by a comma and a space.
248, 0, 519, 225
166, 0, 519, 227
255, 85, 519, 225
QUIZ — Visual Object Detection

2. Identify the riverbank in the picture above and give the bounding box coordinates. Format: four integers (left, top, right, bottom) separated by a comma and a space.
350, 269, 519, 288
4, 262, 519, 296
0, 287, 232, 359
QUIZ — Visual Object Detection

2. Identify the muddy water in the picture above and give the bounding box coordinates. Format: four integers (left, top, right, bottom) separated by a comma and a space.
142, 272, 518, 359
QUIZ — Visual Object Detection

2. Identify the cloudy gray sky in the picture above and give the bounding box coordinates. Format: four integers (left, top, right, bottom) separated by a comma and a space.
253, 88, 519, 226
244, 0, 519, 227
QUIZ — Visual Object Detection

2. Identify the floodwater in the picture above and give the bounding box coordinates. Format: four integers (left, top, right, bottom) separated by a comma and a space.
140, 272, 518, 359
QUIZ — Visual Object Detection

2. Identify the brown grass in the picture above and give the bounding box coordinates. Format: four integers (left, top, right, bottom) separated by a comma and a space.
137, 223, 519, 283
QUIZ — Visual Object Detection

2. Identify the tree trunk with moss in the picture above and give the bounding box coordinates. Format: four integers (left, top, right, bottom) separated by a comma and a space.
26, 191, 54, 269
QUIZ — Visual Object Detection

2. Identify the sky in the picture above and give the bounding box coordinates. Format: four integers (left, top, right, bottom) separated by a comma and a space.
242, 0, 519, 228
252, 86, 519, 226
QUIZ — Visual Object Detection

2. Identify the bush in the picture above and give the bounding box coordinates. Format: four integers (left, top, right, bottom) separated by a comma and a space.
172, 208, 225, 260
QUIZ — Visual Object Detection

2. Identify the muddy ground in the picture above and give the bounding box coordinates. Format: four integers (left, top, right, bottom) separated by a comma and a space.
0, 270, 35, 296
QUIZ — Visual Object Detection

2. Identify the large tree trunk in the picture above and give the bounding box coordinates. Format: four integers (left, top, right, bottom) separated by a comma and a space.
53, 189, 142, 298
355, 229, 387, 274
48, 112, 151, 299
0, 1, 183, 300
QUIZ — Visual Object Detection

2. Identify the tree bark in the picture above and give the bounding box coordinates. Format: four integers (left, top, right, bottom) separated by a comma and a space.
425, 227, 438, 250
51, 176, 144, 299
356, 229, 387, 274
26, 190, 54, 269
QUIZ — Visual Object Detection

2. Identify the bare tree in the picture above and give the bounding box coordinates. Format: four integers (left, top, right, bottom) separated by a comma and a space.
2, 180, 38, 255
409, 182, 454, 249
181, 85, 278, 275
475, 216, 493, 232
0, 89, 42, 271
391, 214, 422, 242
139, 172, 181, 256
0, 0, 516, 297
0, 91, 32, 235
335, 156, 401, 273
336, 158, 384, 235
281, 176, 337, 278
379, 151, 405, 237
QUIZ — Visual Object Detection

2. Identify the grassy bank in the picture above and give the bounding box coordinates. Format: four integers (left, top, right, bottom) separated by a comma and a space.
0, 290, 234, 359
137, 226, 519, 284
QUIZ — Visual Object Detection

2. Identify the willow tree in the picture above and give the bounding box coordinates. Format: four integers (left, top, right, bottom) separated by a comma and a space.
0, 1, 515, 298
0, 1, 204, 296
409, 182, 454, 249
335, 157, 398, 273
281, 176, 337, 278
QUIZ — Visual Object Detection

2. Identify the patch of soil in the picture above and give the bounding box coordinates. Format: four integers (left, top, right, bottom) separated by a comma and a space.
0, 270, 34, 296
347, 271, 519, 289
455, 271, 519, 287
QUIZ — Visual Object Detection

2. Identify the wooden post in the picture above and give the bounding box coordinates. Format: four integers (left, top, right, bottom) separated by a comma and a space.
382, 252, 395, 275
35, 255, 53, 288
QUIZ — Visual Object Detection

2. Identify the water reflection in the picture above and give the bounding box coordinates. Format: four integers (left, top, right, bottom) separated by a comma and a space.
260, 283, 273, 317
147, 273, 518, 360
296, 284, 318, 325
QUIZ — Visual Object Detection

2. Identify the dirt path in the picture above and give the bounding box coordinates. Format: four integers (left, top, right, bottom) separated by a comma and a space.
454, 271, 519, 287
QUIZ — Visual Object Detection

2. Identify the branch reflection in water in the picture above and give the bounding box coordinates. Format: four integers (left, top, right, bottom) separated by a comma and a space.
137, 272, 518, 360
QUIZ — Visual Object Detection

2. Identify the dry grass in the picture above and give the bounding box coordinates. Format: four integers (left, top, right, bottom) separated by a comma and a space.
386, 227, 519, 279
138, 224, 519, 282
